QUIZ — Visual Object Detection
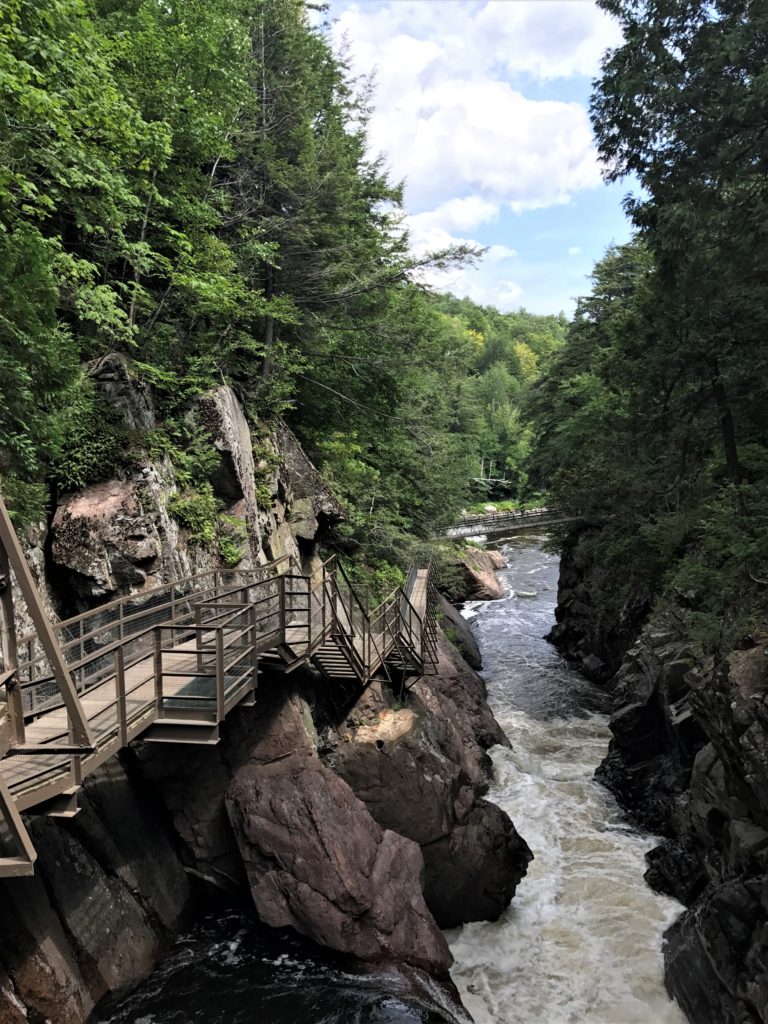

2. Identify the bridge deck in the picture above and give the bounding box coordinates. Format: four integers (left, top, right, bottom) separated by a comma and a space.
443, 507, 572, 539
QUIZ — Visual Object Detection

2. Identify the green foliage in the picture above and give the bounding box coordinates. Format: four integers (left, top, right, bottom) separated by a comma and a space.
0, 476, 48, 526
529, 0, 768, 655
0, 0, 560, 567
254, 482, 274, 511
218, 514, 248, 567
51, 391, 137, 492
168, 487, 217, 546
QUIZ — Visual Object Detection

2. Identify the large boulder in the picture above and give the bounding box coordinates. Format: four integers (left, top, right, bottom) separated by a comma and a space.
448, 548, 505, 602
226, 754, 452, 974
51, 479, 164, 602
332, 635, 531, 928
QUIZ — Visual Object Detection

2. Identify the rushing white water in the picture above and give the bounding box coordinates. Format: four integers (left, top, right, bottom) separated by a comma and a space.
447, 534, 687, 1024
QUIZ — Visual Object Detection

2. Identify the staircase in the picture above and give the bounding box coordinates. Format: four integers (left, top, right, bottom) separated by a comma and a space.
0, 482, 440, 879
312, 635, 362, 682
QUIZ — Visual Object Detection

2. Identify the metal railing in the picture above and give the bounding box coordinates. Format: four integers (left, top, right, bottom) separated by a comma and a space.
1, 551, 441, 818
443, 506, 568, 538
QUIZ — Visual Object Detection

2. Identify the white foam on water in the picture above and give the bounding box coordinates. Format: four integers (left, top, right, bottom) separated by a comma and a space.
460, 601, 485, 622
447, 541, 687, 1024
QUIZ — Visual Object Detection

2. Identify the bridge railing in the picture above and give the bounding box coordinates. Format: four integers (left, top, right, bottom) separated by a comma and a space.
328, 559, 373, 682
444, 506, 565, 537
155, 602, 258, 723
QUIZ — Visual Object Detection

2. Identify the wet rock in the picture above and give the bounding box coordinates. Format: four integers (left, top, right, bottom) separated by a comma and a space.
226, 755, 453, 974
0, 970, 26, 1024
595, 631, 706, 834
0, 874, 93, 1024
446, 548, 505, 603
487, 550, 507, 570
72, 760, 189, 932
422, 799, 531, 928
440, 595, 482, 669
664, 878, 768, 1024
0, 759, 192, 1024
29, 818, 161, 997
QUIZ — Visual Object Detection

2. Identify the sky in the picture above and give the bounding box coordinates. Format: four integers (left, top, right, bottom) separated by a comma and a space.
319, 0, 634, 316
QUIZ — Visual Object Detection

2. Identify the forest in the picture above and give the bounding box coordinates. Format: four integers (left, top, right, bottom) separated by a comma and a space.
529, 0, 768, 656
3, 0, 765, 657
0, 0, 563, 581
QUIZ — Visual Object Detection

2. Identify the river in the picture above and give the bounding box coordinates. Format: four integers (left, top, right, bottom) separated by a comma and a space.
446, 532, 685, 1024
94, 533, 685, 1024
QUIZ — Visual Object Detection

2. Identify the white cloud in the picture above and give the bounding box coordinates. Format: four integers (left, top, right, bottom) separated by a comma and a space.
476, 1, 623, 81
326, 1, 624, 312
331, 1, 614, 212
568, 245, 581, 255
411, 195, 500, 233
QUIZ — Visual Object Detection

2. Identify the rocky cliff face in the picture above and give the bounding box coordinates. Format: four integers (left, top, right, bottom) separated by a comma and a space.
600, 630, 768, 1024
0, 758, 189, 1024
0, 629, 529, 1020
1, 362, 529, 1022
548, 531, 650, 684
553, 531, 768, 1024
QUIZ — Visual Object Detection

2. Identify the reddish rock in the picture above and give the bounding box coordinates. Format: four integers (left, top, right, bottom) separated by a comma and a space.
226, 755, 452, 974
432, 632, 509, 750
488, 550, 507, 570
333, 636, 531, 929
450, 548, 505, 602
0, 970, 28, 1024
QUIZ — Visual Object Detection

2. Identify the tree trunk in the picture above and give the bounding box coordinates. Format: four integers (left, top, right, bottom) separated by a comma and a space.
261, 263, 275, 380
710, 360, 746, 515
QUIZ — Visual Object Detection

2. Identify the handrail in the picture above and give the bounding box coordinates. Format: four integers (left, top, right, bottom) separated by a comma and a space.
443, 506, 567, 537
16, 555, 293, 651
1, 545, 444, 833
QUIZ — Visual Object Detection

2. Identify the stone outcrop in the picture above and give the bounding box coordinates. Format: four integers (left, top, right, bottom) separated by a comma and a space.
597, 630, 768, 1024
548, 530, 651, 684
51, 478, 169, 604
445, 547, 506, 603
275, 421, 346, 542
227, 755, 452, 973
42, 363, 343, 615
1, 362, 526, 1021
0, 759, 189, 1024
92, 353, 155, 433
553, 529, 768, 1024
331, 634, 531, 928
596, 628, 706, 834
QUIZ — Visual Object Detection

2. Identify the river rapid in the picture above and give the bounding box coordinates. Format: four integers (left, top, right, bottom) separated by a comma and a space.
95, 534, 685, 1024
447, 532, 686, 1024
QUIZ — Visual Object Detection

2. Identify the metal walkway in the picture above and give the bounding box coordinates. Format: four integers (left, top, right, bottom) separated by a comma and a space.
443, 507, 572, 539
0, 496, 439, 877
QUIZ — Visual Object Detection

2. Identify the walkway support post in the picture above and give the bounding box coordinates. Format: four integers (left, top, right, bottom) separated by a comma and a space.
0, 541, 24, 745
0, 495, 93, 748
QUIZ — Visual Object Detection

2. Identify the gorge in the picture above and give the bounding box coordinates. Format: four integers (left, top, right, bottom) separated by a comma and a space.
2, 1, 768, 1022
